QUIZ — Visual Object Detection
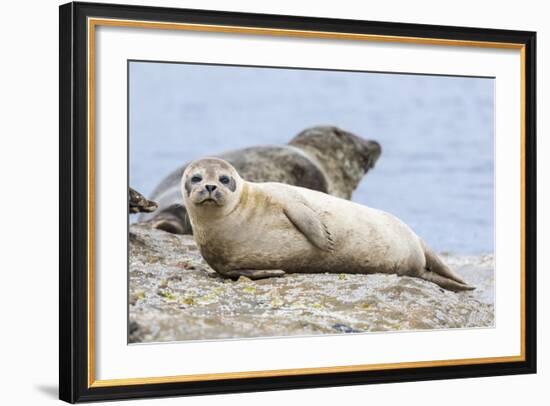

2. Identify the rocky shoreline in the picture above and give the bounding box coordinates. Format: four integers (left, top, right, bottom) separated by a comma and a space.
129, 223, 495, 343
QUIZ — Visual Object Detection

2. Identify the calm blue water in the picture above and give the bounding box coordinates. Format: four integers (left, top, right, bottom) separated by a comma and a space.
129, 62, 494, 255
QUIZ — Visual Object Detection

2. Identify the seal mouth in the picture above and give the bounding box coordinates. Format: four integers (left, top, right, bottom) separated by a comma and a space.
196, 197, 221, 206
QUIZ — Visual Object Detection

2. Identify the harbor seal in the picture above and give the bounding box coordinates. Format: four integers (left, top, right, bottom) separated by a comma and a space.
139, 126, 381, 234
182, 158, 475, 292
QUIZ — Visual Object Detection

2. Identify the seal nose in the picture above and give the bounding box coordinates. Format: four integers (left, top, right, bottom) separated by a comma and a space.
205, 184, 217, 193
363, 140, 382, 170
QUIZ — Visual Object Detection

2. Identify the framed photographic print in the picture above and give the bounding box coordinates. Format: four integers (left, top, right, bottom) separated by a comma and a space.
59, 1, 537, 403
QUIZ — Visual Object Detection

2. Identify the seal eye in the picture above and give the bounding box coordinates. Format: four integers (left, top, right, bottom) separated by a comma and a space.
191, 175, 202, 183
219, 175, 230, 185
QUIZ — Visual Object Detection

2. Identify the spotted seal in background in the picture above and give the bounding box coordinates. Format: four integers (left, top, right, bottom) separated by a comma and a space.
139, 126, 381, 234
182, 158, 474, 292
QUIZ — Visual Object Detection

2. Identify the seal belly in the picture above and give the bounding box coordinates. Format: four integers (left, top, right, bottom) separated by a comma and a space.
293, 188, 425, 275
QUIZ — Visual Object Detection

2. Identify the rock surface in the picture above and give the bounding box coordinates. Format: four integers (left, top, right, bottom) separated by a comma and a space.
129, 223, 494, 343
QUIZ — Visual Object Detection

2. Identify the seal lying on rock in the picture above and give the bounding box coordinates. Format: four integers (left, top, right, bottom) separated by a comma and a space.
182, 158, 475, 292
139, 126, 381, 234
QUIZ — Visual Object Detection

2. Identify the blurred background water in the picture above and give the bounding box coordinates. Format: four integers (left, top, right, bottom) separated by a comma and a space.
129, 62, 494, 255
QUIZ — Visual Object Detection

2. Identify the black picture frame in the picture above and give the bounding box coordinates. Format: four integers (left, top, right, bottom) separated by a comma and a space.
59, 1, 537, 403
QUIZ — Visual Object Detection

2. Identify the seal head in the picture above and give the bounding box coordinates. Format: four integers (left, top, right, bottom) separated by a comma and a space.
182, 158, 243, 217
289, 126, 382, 199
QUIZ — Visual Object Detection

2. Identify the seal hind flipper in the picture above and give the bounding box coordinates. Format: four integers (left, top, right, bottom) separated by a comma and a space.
418, 270, 475, 292
151, 204, 193, 235
283, 201, 335, 252
421, 239, 469, 285
153, 216, 185, 234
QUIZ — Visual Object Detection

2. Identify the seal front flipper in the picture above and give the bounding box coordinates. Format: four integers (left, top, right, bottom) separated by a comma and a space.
222, 269, 286, 280
283, 200, 335, 252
